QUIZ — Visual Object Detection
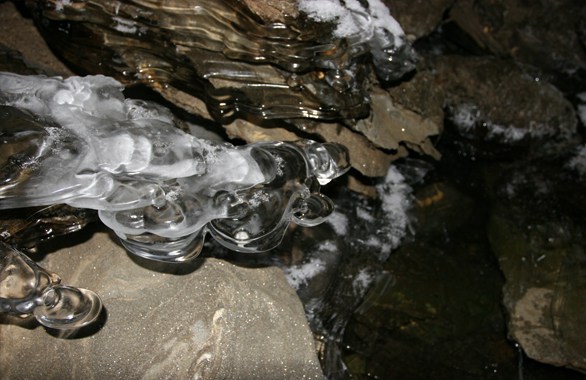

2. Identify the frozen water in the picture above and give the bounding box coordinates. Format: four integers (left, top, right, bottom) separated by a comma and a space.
326, 210, 348, 235
297, 0, 416, 82
0, 72, 350, 262
352, 268, 374, 297
375, 165, 412, 259
285, 257, 327, 289
298, 0, 404, 43
566, 145, 586, 177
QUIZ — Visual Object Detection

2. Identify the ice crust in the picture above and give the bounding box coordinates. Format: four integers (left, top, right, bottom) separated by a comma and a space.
297, 0, 416, 82
0, 72, 350, 261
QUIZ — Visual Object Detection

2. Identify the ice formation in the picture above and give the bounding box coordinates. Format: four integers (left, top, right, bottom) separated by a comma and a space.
0, 72, 350, 262
0, 242, 102, 329
567, 145, 586, 177
298, 0, 416, 81
29, 0, 418, 129
375, 165, 412, 259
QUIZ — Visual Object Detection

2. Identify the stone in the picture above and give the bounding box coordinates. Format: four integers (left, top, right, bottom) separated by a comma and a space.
486, 160, 586, 372
386, 0, 454, 41
488, 212, 586, 372
0, 229, 323, 379
431, 55, 578, 156
0, 2, 72, 76
354, 88, 441, 159
450, 0, 586, 92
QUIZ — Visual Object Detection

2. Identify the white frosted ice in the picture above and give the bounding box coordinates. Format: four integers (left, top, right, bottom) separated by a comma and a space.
451, 103, 552, 143
0, 72, 350, 261
352, 268, 374, 297
567, 145, 586, 177
285, 258, 327, 289
326, 209, 348, 235
298, 0, 404, 45
375, 165, 412, 259
298, 0, 416, 82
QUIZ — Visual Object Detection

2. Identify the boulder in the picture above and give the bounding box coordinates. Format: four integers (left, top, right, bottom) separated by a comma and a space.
0, 229, 323, 379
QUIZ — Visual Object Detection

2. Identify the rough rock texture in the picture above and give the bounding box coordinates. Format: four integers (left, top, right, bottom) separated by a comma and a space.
386, 0, 454, 41
430, 55, 578, 156
0, 2, 72, 76
450, 0, 586, 92
488, 212, 586, 372
0, 229, 323, 379
486, 161, 586, 373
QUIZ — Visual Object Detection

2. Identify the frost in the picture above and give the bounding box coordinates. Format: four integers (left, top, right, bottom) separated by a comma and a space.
451, 103, 552, 143
352, 268, 374, 297
375, 165, 412, 259
296, 0, 418, 83
54, 0, 72, 12
285, 258, 326, 289
566, 145, 586, 177
326, 210, 348, 235
298, 0, 404, 44
356, 206, 374, 222
112, 16, 138, 34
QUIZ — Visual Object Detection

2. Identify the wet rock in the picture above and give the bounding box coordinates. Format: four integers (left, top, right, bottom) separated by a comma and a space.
0, 2, 72, 76
487, 161, 586, 372
342, 181, 517, 380
386, 0, 454, 41
0, 229, 323, 379
450, 0, 586, 92
354, 88, 441, 159
241, 0, 299, 23
488, 212, 586, 372
432, 55, 578, 157
0, 205, 98, 251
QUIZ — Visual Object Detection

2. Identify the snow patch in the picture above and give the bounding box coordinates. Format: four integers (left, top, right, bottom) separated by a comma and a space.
451, 103, 552, 143
352, 268, 374, 296
297, 0, 404, 45
112, 16, 138, 34
327, 210, 348, 235
566, 145, 586, 177
285, 258, 326, 289
376, 165, 412, 259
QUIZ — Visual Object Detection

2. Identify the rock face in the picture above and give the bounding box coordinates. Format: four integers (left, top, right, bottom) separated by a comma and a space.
0, 229, 323, 379
489, 212, 586, 372
450, 0, 586, 92
486, 160, 586, 373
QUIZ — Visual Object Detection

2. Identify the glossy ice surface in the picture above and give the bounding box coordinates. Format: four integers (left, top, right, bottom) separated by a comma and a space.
0, 242, 102, 329
0, 72, 350, 262
26, 0, 417, 123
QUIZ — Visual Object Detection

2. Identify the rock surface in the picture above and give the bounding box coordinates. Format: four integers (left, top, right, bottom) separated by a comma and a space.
486, 160, 586, 373
450, 0, 586, 92
0, 229, 323, 379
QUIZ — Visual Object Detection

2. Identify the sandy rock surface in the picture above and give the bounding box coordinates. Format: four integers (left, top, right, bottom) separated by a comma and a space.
0, 229, 323, 379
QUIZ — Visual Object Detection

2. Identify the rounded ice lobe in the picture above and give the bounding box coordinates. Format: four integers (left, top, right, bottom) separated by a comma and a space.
0, 73, 350, 262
